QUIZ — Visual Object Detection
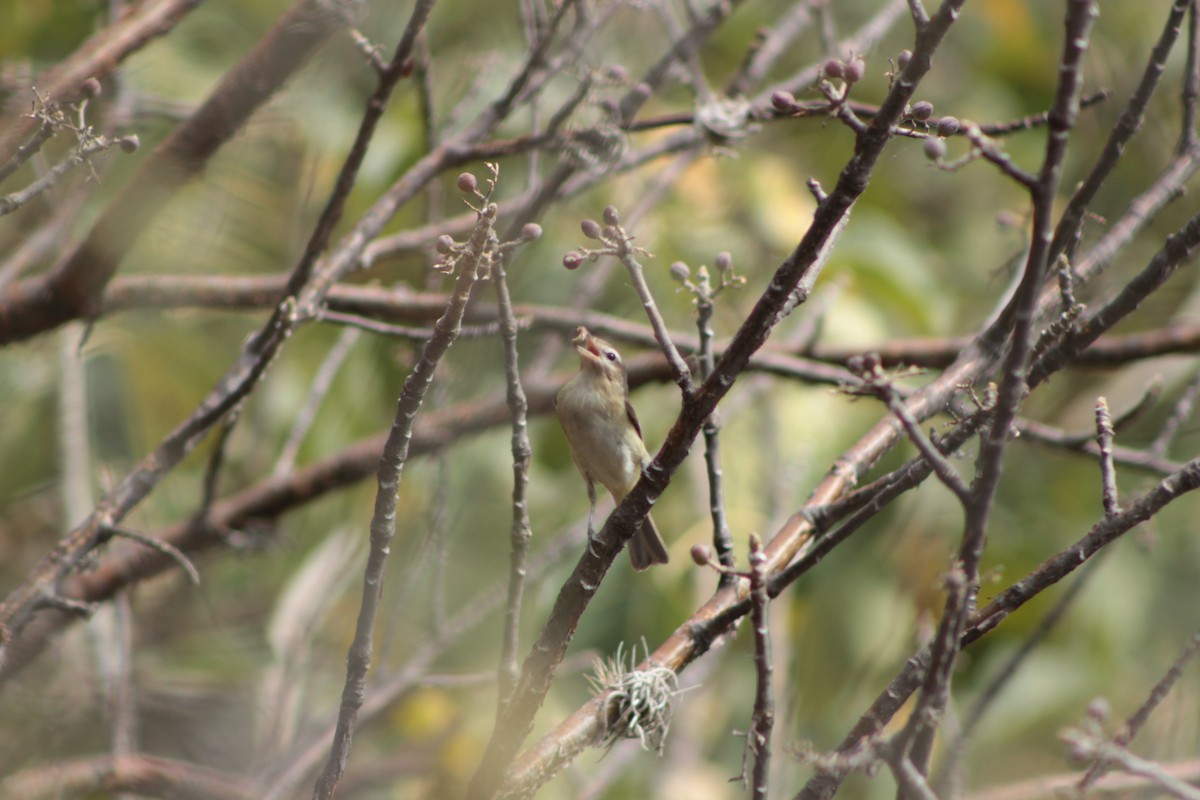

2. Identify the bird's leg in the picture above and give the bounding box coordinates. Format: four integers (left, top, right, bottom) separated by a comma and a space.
586, 480, 597, 541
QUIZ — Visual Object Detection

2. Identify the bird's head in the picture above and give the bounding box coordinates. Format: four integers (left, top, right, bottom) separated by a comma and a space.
572, 326, 627, 385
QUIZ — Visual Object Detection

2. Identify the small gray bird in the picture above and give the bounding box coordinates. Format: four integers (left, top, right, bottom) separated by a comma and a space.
556, 326, 669, 569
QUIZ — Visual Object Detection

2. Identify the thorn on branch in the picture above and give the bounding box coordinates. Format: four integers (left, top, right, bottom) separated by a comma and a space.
806, 176, 828, 204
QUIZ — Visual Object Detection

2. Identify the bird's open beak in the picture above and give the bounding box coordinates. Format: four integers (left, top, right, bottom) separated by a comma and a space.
572, 326, 602, 363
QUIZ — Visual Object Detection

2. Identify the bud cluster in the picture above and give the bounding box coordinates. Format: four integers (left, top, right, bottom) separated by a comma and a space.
562, 205, 646, 270
431, 164, 541, 276
669, 251, 746, 304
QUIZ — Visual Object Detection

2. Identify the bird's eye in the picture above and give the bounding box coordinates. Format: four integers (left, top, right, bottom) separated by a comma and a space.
605, 350, 618, 362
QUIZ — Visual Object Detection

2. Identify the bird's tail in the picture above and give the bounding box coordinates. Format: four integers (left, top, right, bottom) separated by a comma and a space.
629, 513, 669, 570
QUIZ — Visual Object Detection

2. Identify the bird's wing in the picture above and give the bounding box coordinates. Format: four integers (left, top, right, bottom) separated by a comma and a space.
624, 398, 644, 440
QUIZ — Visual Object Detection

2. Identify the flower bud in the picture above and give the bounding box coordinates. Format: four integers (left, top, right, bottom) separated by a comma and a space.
436, 234, 455, 254
670, 261, 691, 283
629, 82, 652, 106
897, 50, 913, 70
81, 77, 102, 98
521, 223, 542, 240
771, 90, 797, 113
844, 56, 866, 84
936, 116, 961, 137
714, 251, 732, 272
563, 251, 584, 270
602, 205, 620, 226
1085, 697, 1111, 723
923, 136, 946, 161
456, 172, 478, 193
690, 543, 713, 566
117, 134, 140, 154
581, 219, 602, 240
911, 101, 934, 121
823, 59, 845, 80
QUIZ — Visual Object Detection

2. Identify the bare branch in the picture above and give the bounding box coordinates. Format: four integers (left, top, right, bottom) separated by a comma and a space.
312, 191, 498, 799
1095, 398, 1120, 516
494, 233, 536, 707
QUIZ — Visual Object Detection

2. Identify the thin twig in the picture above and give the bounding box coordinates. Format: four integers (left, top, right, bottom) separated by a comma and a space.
0, 133, 130, 217
964, 758, 1200, 800
1179, 0, 1199, 153
933, 553, 1108, 795
59, 325, 140, 768
976, 89, 1110, 136
256, 515, 588, 800
1016, 417, 1183, 475
312, 196, 499, 800
967, 0, 1099, 608
593, 207, 695, 393
1049, 0, 1193, 263
494, 242, 534, 709
876, 377, 971, 503
750, 0, 908, 107
320, 308, 508, 340
1065, 728, 1200, 800
197, 412, 242, 522
1120, 628, 1200, 743
697, 292, 736, 577
724, 0, 819, 96
905, 7, 1105, 779
0, 0, 351, 343
0, 0, 423, 666
0, 753, 257, 800
273, 326, 361, 479
799, 456, 1200, 800
0, 116, 57, 185
888, 749, 940, 800
99, 526, 201, 586
1095, 398, 1121, 516
746, 533, 774, 800
1077, 626, 1200, 792
1149, 367, 1200, 457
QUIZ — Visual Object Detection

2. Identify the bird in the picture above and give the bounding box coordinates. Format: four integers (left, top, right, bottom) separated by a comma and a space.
556, 326, 670, 570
